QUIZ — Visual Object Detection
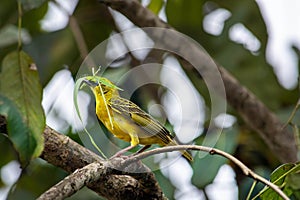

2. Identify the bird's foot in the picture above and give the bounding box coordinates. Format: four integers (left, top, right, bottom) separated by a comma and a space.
109, 145, 136, 160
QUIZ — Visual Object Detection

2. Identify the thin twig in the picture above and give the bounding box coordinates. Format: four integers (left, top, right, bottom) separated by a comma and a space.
68, 15, 90, 60
17, 1, 22, 52
246, 180, 257, 200
291, 124, 300, 155
52, 0, 91, 63
121, 145, 290, 200
282, 98, 300, 129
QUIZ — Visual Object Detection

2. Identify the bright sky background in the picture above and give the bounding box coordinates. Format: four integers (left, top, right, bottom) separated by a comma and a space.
1, 1, 300, 200
256, 0, 300, 89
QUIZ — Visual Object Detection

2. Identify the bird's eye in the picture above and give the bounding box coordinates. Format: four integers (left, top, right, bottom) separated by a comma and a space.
101, 85, 109, 94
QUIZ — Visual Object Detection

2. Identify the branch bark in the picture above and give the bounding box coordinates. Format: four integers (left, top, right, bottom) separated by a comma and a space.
99, 0, 297, 163
40, 126, 165, 200
0, 116, 165, 200
37, 162, 106, 200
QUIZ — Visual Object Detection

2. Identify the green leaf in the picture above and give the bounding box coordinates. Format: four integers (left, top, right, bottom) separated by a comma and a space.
73, 77, 86, 123
0, 134, 15, 167
73, 77, 107, 159
147, 0, 164, 15
270, 163, 295, 184
259, 163, 300, 199
0, 95, 32, 166
285, 162, 300, 198
286, 171, 300, 190
0, 51, 45, 167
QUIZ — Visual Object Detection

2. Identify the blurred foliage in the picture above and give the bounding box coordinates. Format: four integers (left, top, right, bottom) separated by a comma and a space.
192, 126, 238, 188
0, 0, 299, 199
7, 159, 67, 200
166, 0, 298, 111
0, 134, 16, 188
147, 0, 164, 15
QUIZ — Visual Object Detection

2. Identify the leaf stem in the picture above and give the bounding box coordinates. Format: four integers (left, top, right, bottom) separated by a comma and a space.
52, 0, 92, 65
282, 98, 300, 129
17, 1, 22, 52
246, 180, 257, 200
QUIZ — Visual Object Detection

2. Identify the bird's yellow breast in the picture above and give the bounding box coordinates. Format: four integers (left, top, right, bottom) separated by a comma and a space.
96, 102, 164, 145
94, 93, 129, 141
95, 98, 163, 145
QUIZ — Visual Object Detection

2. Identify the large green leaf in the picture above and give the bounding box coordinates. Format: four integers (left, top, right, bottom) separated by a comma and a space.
0, 51, 45, 167
166, 0, 204, 39
0, 95, 33, 166
259, 163, 300, 199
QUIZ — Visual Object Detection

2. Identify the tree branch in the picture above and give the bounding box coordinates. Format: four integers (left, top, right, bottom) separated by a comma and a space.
40, 126, 165, 200
218, 67, 297, 163
36, 126, 290, 200
121, 145, 290, 200
0, 116, 165, 200
99, 0, 297, 163
37, 162, 106, 200
37, 158, 166, 200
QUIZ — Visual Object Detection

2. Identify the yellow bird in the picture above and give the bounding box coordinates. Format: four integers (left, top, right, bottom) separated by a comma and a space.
84, 78, 192, 161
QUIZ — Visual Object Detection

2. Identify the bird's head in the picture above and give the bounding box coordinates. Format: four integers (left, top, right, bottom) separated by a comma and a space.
83, 77, 121, 97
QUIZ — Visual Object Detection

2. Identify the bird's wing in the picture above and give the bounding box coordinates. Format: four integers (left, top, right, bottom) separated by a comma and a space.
110, 97, 173, 144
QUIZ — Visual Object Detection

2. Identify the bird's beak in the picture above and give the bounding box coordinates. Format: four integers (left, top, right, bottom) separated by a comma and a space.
83, 79, 98, 88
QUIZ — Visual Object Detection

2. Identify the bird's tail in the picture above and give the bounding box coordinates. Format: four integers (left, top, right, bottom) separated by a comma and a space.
167, 140, 193, 161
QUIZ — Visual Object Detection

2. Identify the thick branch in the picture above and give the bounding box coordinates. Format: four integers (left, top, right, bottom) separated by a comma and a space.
37, 162, 106, 200
41, 126, 165, 200
99, 0, 297, 163
38, 158, 164, 200
0, 116, 165, 200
